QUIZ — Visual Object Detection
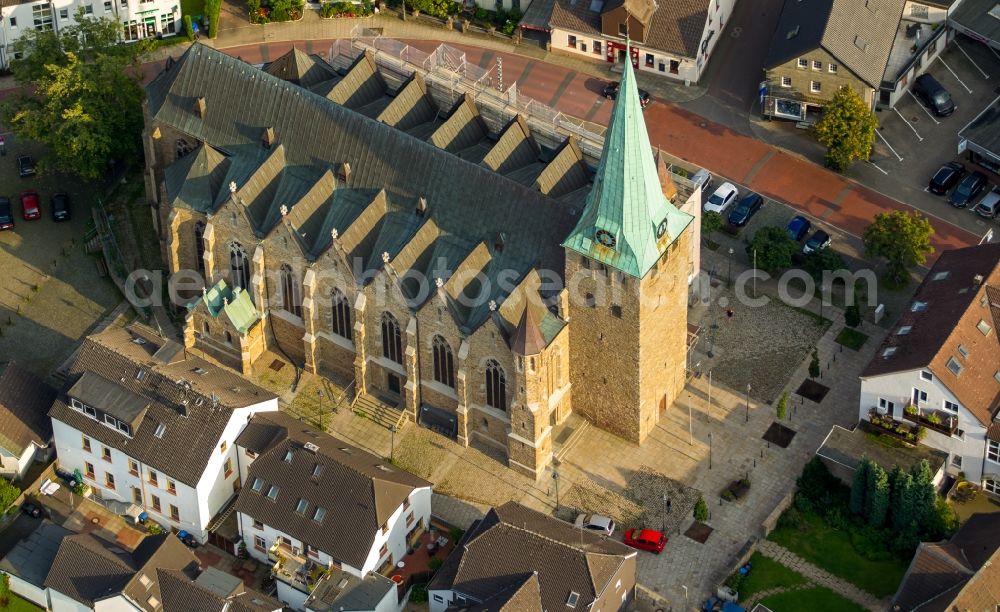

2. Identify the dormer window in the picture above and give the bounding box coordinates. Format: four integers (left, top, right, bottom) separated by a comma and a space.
284, 450, 293, 463
312, 463, 323, 478
567, 591, 580, 608
295, 498, 307, 514
313, 507, 326, 523
911, 301, 927, 312
946, 357, 963, 376
882, 347, 897, 358
897, 326, 912, 335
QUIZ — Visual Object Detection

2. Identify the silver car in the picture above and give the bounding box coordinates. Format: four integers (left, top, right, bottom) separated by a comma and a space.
575, 513, 616, 536
974, 188, 1000, 219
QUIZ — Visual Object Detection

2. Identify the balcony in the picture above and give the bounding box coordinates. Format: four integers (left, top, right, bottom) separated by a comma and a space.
903, 406, 958, 437
269, 542, 329, 593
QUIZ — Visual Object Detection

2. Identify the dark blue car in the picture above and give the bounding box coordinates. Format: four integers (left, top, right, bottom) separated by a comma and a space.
786, 215, 811, 241
727, 193, 763, 227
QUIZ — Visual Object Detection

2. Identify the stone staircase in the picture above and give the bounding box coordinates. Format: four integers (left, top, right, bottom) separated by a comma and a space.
352, 393, 406, 430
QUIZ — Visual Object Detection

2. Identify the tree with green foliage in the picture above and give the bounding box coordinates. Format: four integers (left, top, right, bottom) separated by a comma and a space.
803, 248, 847, 282
747, 226, 798, 273
694, 494, 709, 521
844, 290, 861, 327
776, 392, 788, 420
205, 0, 221, 37
850, 456, 871, 516
0, 478, 20, 513
812, 86, 878, 171
808, 348, 821, 379
863, 210, 935, 288
865, 463, 890, 528
888, 465, 916, 531
2, 9, 147, 181
910, 460, 937, 531
184, 15, 194, 40
702, 211, 724, 242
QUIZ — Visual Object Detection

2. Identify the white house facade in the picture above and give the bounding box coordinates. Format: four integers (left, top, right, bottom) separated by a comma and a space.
48, 324, 278, 542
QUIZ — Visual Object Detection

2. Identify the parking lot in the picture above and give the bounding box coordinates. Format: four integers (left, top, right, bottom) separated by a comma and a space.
0, 134, 120, 379
857, 34, 1000, 239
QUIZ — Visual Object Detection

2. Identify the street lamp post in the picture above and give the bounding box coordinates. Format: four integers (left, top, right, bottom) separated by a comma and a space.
709, 432, 713, 469
688, 394, 693, 446
707, 370, 713, 418
553, 469, 560, 510
317, 390, 324, 431
727, 247, 734, 285
389, 425, 397, 462
745, 384, 752, 423
662, 494, 667, 533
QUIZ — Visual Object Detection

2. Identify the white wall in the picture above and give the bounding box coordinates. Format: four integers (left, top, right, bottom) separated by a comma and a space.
357, 487, 432, 575
859, 369, 989, 481
0, 443, 40, 481
94, 594, 142, 611
49, 588, 92, 612
2, 572, 48, 609
428, 589, 455, 612
276, 580, 309, 611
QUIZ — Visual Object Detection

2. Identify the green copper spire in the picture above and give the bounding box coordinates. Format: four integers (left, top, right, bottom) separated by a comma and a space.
562, 54, 693, 279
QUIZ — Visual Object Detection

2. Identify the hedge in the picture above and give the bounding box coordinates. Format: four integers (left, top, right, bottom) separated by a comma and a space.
205, 0, 221, 37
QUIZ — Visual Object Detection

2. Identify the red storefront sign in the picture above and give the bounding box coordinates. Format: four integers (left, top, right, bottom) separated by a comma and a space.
605, 41, 640, 68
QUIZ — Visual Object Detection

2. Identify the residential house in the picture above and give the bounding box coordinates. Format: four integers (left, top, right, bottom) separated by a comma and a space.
0, 520, 73, 608
156, 565, 283, 612
546, 0, 736, 83
43, 532, 198, 611
889, 512, 1000, 611
0, 0, 181, 70
427, 501, 637, 611
303, 569, 399, 612
233, 411, 432, 610
48, 323, 279, 542
0, 361, 57, 480
858, 243, 1000, 493
763, 0, 905, 121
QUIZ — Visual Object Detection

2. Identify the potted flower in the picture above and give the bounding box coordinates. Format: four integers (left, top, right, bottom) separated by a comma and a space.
927, 412, 943, 425
904, 405, 918, 416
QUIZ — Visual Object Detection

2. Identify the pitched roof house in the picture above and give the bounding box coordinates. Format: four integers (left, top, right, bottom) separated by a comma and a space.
156, 566, 282, 612
889, 512, 1000, 610
0, 361, 57, 480
234, 411, 432, 610
0, 520, 73, 609
428, 501, 637, 611
858, 243, 1000, 491
48, 323, 279, 541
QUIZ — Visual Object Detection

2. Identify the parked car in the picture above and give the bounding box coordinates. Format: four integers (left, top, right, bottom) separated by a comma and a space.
975, 188, 1000, 219
17, 155, 36, 177
623, 527, 667, 553
705, 182, 739, 213
176, 530, 199, 548
574, 513, 616, 536
928, 162, 966, 195
22, 501, 43, 518
0, 197, 14, 231
20, 190, 41, 221
727, 192, 763, 227
602, 81, 651, 109
802, 229, 831, 254
948, 172, 988, 208
913, 73, 955, 117
51, 192, 71, 222
786, 215, 812, 241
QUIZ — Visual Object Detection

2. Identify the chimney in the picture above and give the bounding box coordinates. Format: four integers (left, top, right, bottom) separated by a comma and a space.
494, 232, 506, 253
193, 97, 206, 118
262, 127, 275, 149
339, 162, 351, 184
416, 197, 428, 217
973, 273, 984, 286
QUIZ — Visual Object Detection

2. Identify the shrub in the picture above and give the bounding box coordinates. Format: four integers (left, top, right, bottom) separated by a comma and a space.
844, 303, 861, 327
904, 404, 918, 415
0, 478, 19, 514
428, 557, 443, 572
724, 571, 745, 594
449, 527, 464, 542
205, 0, 221, 37
0, 573, 9, 608
693, 494, 708, 521
183, 14, 194, 39
777, 505, 807, 531
410, 584, 428, 603
776, 392, 788, 420
808, 349, 820, 378
146, 522, 165, 535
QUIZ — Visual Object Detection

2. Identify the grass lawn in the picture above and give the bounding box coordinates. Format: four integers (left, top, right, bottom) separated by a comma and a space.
769, 512, 908, 598
835, 327, 869, 350
0, 593, 44, 611
758, 586, 867, 612
736, 552, 809, 601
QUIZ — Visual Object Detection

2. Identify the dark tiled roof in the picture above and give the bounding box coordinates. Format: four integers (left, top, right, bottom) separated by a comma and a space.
234, 412, 431, 568
48, 324, 276, 487
304, 569, 396, 611
765, 0, 905, 88
890, 541, 973, 611
146, 44, 579, 334
511, 306, 545, 355
158, 567, 282, 612
959, 95, 1000, 157
949, 512, 1000, 570
951, 0, 1000, 50
429, 502, 634, 611
262, 48, 339, 89
43, 533, 197, 607
549, 0, 708, 57
0, 361, 56, 455
456, 573, 542, 611
862, 243, 1000, 426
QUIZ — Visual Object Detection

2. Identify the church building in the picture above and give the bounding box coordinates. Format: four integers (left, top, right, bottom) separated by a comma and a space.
142, 43, 696, 480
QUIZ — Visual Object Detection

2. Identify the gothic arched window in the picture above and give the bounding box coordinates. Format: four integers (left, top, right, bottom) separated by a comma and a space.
432, 335, 455, 389
280, 264, 301, 317
194, 221, 206, 272
229, 242, 250, 290
485, 359, 507, 411
331, 289, 352, 340
381, 312, 402, 364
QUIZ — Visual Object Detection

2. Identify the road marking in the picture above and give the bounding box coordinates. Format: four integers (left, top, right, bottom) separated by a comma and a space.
953, 40, 989, 79
867, 161, 889, 175
874, 129, 904, 161
907, 90, 940, 125
936, 57, 973, 93
893, 107, 924, 141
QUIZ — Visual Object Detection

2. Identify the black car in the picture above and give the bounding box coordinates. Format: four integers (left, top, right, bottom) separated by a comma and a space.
602, 81, 651, 109
17, 155, 35, 178
928, 162, 966, 195
803, 230, 831, 254
51, 192, 71, 222
913, 74, 955, 117
22, 501, 43, 518
727, 193, 764, 227
948, 172, 988, 208
0, 197, 13, 231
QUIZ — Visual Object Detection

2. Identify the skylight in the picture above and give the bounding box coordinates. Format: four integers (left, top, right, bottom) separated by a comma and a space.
295, 498, 307, 514
267, 485, 279, 500
957, 345, 969, 358
154, 423, 166, 438
977, 319, 992, 336
946, 357, 963, 376
284, 450, 293, 463
911, 301, 927, 312
567, 592, 580, 608
312, 463, 323, 478
932, 271, 950, 281
897, 326, 912, 335
313, 507, 326, 523
882, 347, 897, 358
251, 478, 263, 492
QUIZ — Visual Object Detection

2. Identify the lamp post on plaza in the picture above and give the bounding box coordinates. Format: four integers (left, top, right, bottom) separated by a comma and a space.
745, 384, 752, 423
727, 247, 734, 285
553, 469, 560, 510
390, 425, 397, 462
317, 389, 324, 431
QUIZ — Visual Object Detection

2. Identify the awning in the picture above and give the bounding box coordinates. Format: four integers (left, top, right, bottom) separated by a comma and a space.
418, 404, 457, 440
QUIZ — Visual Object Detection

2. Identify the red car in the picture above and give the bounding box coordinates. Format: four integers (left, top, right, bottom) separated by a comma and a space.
20, 191, 41, 221
623, 528, 667, 554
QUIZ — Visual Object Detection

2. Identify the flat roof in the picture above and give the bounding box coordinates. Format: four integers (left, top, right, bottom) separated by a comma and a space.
950, 0, 1000, 45
959, 96, 1000, 156
0, 521, 73, 587
817, 425, 948, 474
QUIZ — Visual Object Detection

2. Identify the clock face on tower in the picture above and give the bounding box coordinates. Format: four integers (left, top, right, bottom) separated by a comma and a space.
656, 219, 669, 240
595, 229, 617, 248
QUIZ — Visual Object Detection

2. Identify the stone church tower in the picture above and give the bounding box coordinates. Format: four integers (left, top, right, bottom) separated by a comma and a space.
562, 57, 694, 444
